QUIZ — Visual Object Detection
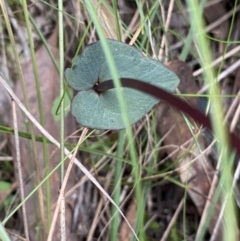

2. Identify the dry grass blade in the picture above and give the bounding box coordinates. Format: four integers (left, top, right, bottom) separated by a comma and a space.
11, 99, 29, 240
9, 28, 68, 240
47, 128, 88, 241
0, 74, 139, 241
1, 1, 240, 240
159, 198, 184, 241
157, 60, 223, 240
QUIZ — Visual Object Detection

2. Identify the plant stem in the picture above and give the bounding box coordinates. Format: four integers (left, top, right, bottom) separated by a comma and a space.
95, 78, 240, 155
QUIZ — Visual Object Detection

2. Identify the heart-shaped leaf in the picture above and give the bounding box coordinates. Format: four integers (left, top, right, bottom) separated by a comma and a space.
65, 39, 180, 130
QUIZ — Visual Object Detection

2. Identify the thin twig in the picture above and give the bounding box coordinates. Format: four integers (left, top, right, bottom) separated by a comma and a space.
49, 129, 88, 240
160, 198, 184, 241
195, 154, 222, 240
209, 193, 228, 241
65, 141, 117, 199
87, 168, 114, 241
6, 4, 29, 57
122, 9, 139, 42
170, 4, 240, 51
0, 75, 139, 241
230, 99, 240, 132
158, 0, 174, 60
198, 59, 240, 94
210, 159, 240, 241
12, 99, 30, 240
193, 45, 240, 77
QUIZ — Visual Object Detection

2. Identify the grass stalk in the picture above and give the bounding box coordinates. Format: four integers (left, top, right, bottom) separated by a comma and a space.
57, 0, 66, 240
21, 0, 51, 234
0, 1, 47, 239
110, 130, 124, 240
84, 0, 143, 239
111, 0, 122, 40
185, 0, 237, 240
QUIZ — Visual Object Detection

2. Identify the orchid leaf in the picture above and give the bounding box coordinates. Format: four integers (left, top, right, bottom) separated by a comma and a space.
65, 39, 180, 129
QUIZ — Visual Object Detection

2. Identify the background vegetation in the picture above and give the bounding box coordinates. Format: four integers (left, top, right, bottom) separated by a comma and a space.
0, 0, 240, 241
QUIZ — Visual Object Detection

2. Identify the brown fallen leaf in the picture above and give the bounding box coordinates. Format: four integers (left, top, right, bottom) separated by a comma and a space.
156, 60, 223, 240
119, 199, 137, 241
11, 28, 77, 241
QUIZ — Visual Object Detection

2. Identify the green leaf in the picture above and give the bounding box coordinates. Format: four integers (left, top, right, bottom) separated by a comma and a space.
0, 181, 11, 191
65, 39, 179, 130
51, 88, 73, 122
0, 222, 11, 241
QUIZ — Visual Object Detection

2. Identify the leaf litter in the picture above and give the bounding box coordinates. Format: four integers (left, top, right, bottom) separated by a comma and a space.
1, 1, 240, 241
